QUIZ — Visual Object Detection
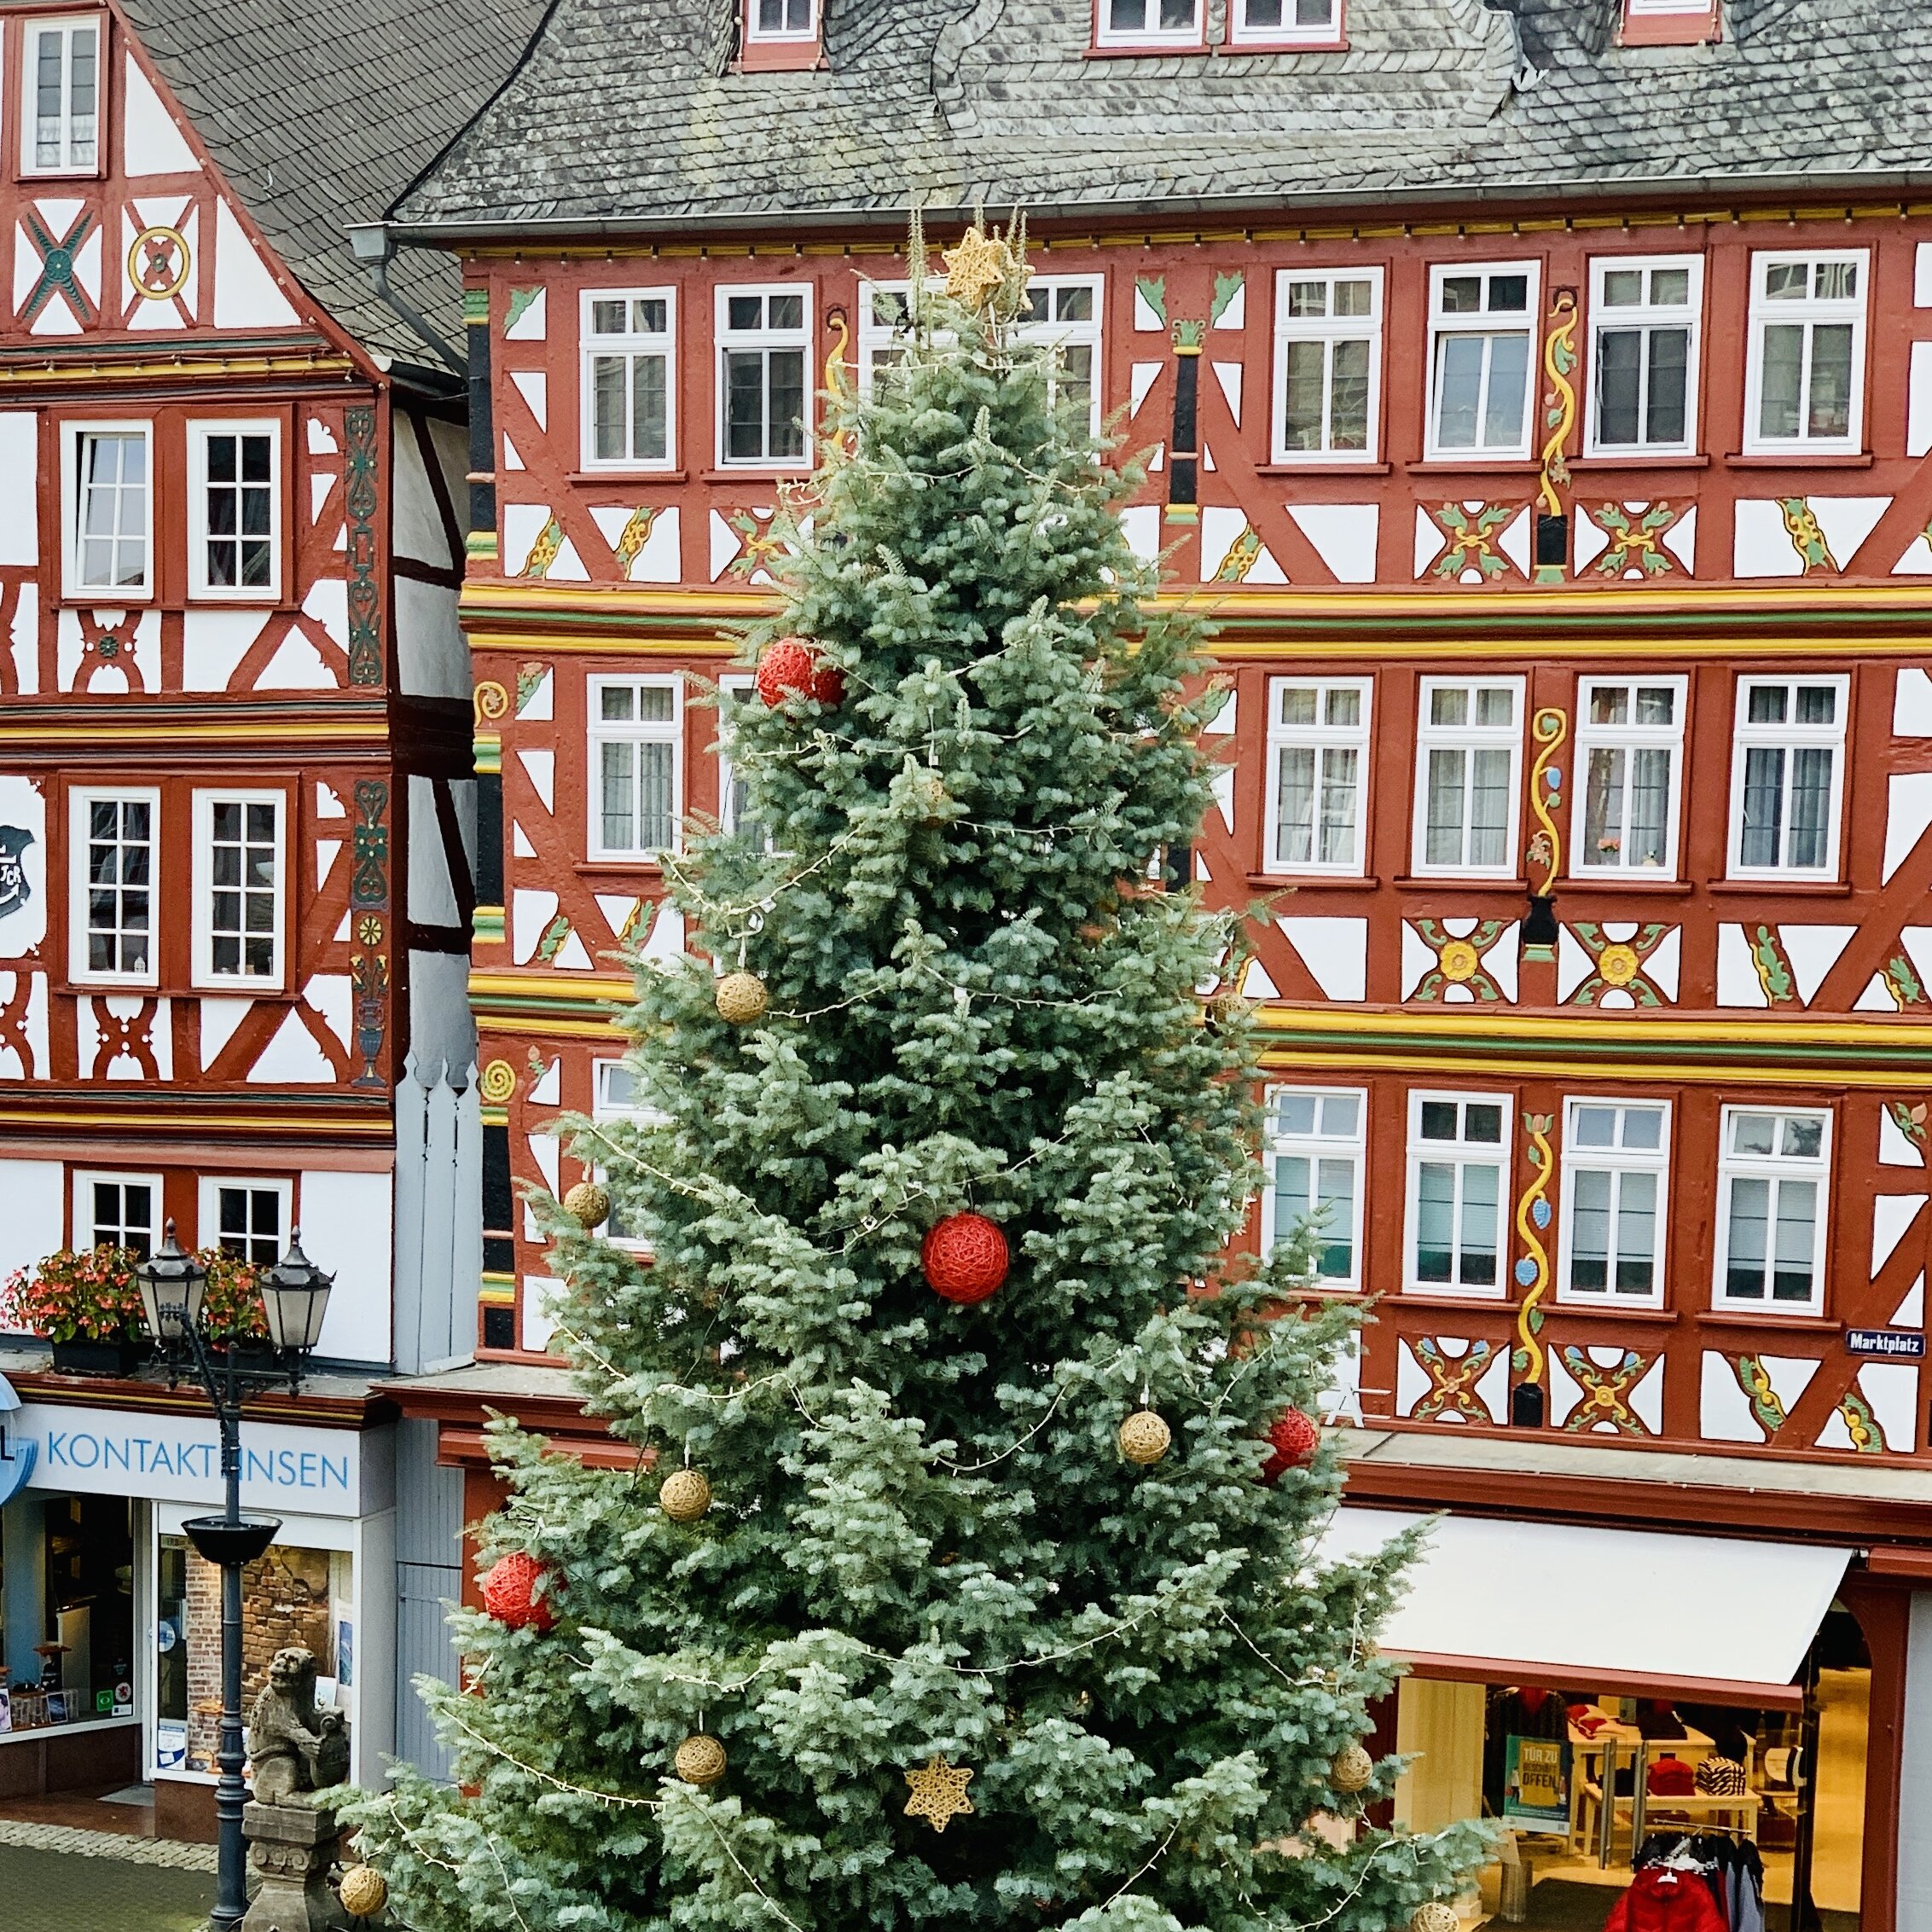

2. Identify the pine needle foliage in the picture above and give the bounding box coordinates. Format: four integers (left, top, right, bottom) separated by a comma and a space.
341, 223, 1488, 1932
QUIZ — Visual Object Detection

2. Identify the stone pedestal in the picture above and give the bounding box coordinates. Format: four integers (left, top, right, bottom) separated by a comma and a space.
241, 1798, 351, 1932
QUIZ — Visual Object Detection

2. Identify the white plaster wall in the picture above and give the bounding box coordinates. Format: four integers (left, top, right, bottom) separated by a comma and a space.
297, 1169, 394, 1366
0, 1159, 63, 1316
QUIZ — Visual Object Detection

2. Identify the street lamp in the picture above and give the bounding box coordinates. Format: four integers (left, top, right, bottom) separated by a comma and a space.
136, 1221, 334, 1932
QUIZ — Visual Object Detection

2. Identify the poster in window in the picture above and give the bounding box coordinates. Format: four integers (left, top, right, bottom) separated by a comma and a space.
1503, 1734, 1570, 1828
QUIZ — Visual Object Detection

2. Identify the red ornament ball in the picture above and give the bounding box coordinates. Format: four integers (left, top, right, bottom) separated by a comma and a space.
922, 1213, 1010, 1305
480, 1552, 555, 1632
756, 636, 844, 709
1261, 1407, 1320, 1483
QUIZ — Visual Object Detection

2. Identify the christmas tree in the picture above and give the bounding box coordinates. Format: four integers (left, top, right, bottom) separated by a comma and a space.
343, 220, 1488, 1932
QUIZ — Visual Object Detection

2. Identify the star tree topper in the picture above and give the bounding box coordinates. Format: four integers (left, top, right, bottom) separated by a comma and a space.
941, 221, 1030, 315
902, 1754, 976, 1833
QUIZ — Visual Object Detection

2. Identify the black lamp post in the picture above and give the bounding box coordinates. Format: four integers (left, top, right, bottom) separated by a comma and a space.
137, 1220, 334, 1932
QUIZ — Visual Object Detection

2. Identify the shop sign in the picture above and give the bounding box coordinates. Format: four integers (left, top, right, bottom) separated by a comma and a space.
1501, 1735, 1571, 1829
0, 1372, 34, 1506
1847, 1328, 1926, 1359
12, 1401, 367, 1518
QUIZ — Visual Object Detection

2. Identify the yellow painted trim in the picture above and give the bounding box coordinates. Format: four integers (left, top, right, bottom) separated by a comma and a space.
473, 1013, 629, 1041
468, 629, 742, 659
469, 971, 634, 1001
0, 718, 388, 747
1208, 632, 1932, 663
1256, 1043, 1921, 1091
0, 1104, 393, 1136
0, 353, 358, 387
1253, 1007, 1931, 1050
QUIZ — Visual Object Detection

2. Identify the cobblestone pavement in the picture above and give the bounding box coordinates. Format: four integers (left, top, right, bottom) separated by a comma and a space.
0, 1824, 218, 1932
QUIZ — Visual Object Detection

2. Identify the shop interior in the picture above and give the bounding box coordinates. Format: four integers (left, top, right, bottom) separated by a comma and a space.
1393, 1610, 1872, 1931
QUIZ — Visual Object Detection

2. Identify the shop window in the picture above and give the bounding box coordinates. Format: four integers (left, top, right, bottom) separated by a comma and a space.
1272, 268, 1381, 461
1264, 677, 1370, 874
482, 1123, 515, 1274
68, 787, 159, 985
1232, 0, 1341, 44
1587, 256, 1702, 455
589, 676, 682, 862
192, 790, 285, 989
189, 421, 281, 599
74, 1169, 161, 1258
1262, 1088, 1365, 1285
581, 290, 676, 470
717, 675, 769, 850
1558, 1101, 1669, 1305
1573, 678, 1685, 876
1413, 677, 1523, 877
0, 1493, 134, 1734
1425, 262, 1539, 459
63, 422, 152, 598
1406, 1093, 1509, 1295
1726, 675, 1847, 879
200, 1177, 289, 1266
21, 15, 101, 177
1743, 252, 1867, 455
1095, 0, 1204, 48
1715, 1107, 1830, 1313
717, 287, 811, 468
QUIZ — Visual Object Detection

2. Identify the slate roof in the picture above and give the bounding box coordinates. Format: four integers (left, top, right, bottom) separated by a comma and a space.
388, 0, 1932, 237
120, 0, 549, 368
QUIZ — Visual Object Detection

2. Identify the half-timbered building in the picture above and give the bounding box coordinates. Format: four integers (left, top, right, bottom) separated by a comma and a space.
0, 0, 542, 1833
382, 1, 1932, 1923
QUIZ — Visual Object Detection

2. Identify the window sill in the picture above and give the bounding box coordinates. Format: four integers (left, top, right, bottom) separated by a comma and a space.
61, 590, 155, 607
571, 468, 687, 485
1392, 1290, 1511, 1311
699, 467, 812, 484
1699, 1308, 1838, 1333
1084, 40, 1210, 58
65, 978, 163, 997
1549, 1300, 1680, 1325
1215, 36, 1349, 53
1256, 460, 1391, 476
1248, 871, 1380, 891
1708, 877, 1852, 896
574, 859, 667, 877
1727, 450, 1873, 468
1570, 452, 1709, 470
734, 42, 826, 73
1393, 874, 1528, 891
1407, 457, 1540, 474
190, 981, 289, 1001
1560, 876, 1695, 895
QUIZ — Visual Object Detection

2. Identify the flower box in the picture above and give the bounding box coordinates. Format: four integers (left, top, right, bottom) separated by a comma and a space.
48, 1337, 150, 1378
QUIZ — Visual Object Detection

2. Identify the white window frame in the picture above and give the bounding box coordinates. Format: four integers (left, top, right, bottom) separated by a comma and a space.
1094, 0, 1204, 46
1270, 267, 1383, 463
1262, 676, 1371, 876
592, 1058, 665, 1252
68, 786, 160, 989
1230, 0, 1340, 44
1569, 676, 1686, 879
589, 674, 683, 863
197, 1175, 293, 1268
1742, 249, 1868, 456
1411, 676, 1525, 879
1556, 1099, 1671, 1309
188, 420, 282, 601
1627, 0, 1709, 11
1015, 276, 1105, 438
746, 0, 817, 43
191, 789, 287, 992
62, 420, 154, 600
1714, 1106, 1832, 1317
1584, 254, 1703, 457
21, 13, 102, 178
1405, 1090, 1512, 1299
579, 287, 677, 472
1424, 259, 1540, 461
715, 282, 813, 471
73, 1169, 163, 1256
1726, 674, 1848, 881
717, 673, 772, 850
1262, 1086, 1366, 1288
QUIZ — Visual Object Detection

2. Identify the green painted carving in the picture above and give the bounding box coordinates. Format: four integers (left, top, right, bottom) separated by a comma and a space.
1135, 276, 1168, 326
1210, 270, 1244, 326
504, 286, 544, 334
345, 406, 383, 686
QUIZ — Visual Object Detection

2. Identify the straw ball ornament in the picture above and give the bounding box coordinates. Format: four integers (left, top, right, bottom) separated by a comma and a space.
339, 1865, 388, 1918
715, 971, 769, 1025
1410, 1904, 1460, 1932
1117, 1410, 1172, 1465
756, 636, 844, 709
922, 1213, 1009, 1305
659, 1468, 713, 1524
563, 1181, 611, 1230
674, 1733, 728, 1786
1330, 1742, 1374, 1793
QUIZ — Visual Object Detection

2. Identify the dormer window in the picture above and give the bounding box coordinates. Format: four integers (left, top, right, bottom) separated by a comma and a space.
1230, 0, 1342, 46
22, 15, 102, 177
741, 0, 821, 69
1095, 0, 1205, 51
1619, 0, 1720, 46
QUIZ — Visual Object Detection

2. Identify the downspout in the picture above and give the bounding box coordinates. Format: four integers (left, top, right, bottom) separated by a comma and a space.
348, 222, 466, 377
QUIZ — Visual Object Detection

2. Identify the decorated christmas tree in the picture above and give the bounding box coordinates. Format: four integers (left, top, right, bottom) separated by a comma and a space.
343, 219, 1488, 1932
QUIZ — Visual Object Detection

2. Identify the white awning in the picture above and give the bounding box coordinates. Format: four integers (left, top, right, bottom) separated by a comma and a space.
1320, 1507, 1852, 1706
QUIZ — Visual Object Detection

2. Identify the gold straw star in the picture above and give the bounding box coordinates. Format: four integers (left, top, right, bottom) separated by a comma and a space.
902, 1753, 976, 1833
941, 225, 1011, 311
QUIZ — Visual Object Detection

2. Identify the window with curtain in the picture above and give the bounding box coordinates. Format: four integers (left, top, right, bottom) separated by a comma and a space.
1426, 264, 1538, 457
1407, 1094, 1508, 1294
1265, 677, 1370, 873
1729, 676, 1846, 877
1575, 679, 1684, 874
590, 677, 682, 860
1264, 1088, 1365, 1285
1559, 1101, 1668, 1303
1414, 679, 1522, 874
1745, 252, 1866, 454
1716, 1109, 1830, 1313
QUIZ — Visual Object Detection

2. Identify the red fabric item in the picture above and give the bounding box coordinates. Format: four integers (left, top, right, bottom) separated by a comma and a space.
1605, 1868, 1726, 1932
480, 1552, 555, 1632
755, 637, 844, 709
1517, 1686, 1551, 1713
1648, 1755, 1697, 1795
1261, 1407, 1319, 1482
1568, 1704, 1609, 1738
922, 1213, 1009, 1304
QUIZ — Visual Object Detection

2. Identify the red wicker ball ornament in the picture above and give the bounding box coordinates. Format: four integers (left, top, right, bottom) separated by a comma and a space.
922, 1213, 1009, 1305
1261, 1407, 1320, 1484
480, 1552, 555, 1633
755, 636, 844, 709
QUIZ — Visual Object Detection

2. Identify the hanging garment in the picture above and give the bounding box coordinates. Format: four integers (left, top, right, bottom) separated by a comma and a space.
1605, 1867, 1727, 1932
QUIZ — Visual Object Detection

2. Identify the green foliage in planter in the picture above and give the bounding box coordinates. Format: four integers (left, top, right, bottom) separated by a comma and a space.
3, 1243, 269, 1344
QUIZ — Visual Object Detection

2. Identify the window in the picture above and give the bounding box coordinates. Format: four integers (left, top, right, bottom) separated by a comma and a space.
1096, 0, 1203, 44
1558, 1101, 1668, 1306
1407, 1094, 1509, 1296
594, 1059, 664, 1249
1573, 678, 1685, 875
718, 676, 769, 850
1728, 676, 1848, 879
1413, 678, 1523, 876
1587, 257, 1702, 455
590, 676, 682, 861
189, 422, 280, 598
1016, 278, 1103, 436
69, 789, 158, 985
192, 792, 284, 989
1272, 269, 1381, 461
75, 1172, 160, 1258
1264, 677, 1370, 873
202, 1180, 289, 1268
582, 290, 675, 469
1716, 1108, 1830, 1314
747, 0, 815, 38
1426, 262, 1539, 458
1264, 1088, 1364, 1285
66, 424, 152, 596
23, 16, 99, 175
1232, 0, 1339, 40
717, 287, 811, 468
1744, 252, 1867, 455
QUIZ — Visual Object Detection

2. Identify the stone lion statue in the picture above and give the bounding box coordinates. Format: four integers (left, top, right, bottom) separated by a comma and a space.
247, 1646, 349, 1804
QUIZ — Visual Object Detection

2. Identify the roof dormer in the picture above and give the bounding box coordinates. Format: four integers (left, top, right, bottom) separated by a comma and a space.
1618, 0, 1721, 47
740, 0, 823, 72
